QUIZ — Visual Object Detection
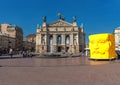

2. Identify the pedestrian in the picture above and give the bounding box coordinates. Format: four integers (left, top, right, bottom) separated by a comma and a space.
22, 51, 27, 58
9, 48, 13, 58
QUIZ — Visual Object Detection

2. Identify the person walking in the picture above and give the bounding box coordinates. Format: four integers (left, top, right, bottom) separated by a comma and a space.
9, 48, 13, 58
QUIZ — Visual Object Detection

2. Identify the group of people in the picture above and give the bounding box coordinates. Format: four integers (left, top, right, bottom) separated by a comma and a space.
8, 48, 33, 58
22, 51, 33, 57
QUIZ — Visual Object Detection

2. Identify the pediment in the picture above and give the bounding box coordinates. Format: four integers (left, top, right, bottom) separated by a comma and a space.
49, 20, 73, 27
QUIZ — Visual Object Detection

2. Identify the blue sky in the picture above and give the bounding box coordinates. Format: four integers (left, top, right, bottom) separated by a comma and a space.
0, 0, 120, 43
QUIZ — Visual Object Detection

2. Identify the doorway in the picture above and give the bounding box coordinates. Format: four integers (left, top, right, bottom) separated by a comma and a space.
58, 46, 62, 52
66, 47, 69, 52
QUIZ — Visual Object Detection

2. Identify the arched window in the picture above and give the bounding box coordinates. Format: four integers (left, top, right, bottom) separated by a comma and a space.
66, 35, 70, 44
49, 35, 53, 45
49, 35, 53, 53
57, 35, 61, 44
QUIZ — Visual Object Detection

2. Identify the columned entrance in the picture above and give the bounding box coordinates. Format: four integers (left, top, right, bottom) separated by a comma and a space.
36, 14, 85, 54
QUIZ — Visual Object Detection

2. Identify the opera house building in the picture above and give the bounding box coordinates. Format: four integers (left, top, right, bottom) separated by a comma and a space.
36, 14, 85, 54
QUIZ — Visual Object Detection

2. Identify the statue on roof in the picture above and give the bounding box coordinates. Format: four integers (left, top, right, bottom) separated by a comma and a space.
43, 16, 46, 22
58, 13, 62, 20
73, 16, 77, 22
61, 16, 65, 21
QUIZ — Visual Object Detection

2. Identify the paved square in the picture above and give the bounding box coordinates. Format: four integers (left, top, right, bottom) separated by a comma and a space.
0, 55, 120, 85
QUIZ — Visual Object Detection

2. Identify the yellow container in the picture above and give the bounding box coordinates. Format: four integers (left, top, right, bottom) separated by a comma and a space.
89, 33, 116, 59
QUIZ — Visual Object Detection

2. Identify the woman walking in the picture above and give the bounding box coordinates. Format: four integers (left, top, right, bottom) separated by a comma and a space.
9, 48, 13, 58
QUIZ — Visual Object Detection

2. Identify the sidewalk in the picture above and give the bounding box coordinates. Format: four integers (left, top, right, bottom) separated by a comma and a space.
0, 54, 23, 59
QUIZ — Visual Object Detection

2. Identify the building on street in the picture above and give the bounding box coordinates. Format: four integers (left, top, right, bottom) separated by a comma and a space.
36, 14, 85, 54
23, 34, 36, 52
114, 27, 120, 50
0, 23, 23, 51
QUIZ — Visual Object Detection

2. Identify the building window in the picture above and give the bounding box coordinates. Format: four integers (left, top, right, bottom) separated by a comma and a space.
65, 35, 70, 44
49, 35, 53, 45
57, 35, 61, 44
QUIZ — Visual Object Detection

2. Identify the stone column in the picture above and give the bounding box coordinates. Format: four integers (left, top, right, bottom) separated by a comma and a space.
70, 34, 73, 53
53, 34, 57, 45
76, 34, 79, 45
70, 34, 73, 45
75, 34, 79, 53
44, 34, 47, 52
45, 34, 47, 45
53, 34, 57, 52
39, 34, 41, 45
62, 34, 65, 45
36, 34, 40, 53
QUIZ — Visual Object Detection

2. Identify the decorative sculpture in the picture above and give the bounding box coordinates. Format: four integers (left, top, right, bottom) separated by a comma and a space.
73, 16, 77, 22
61, 16, 65, 21
58, 13, 62, 19
43, 16, 46, 22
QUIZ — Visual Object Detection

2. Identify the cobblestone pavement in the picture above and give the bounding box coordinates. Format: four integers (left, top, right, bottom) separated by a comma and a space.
0, 55, 120, 85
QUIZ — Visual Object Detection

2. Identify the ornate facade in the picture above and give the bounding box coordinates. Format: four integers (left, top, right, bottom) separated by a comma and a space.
0, 32, 15, 51
114, 27, 120, 50
0, 23, 23, 50
36, 15, 85, 54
